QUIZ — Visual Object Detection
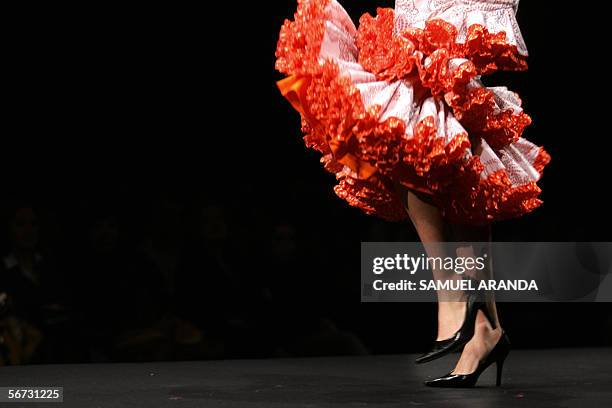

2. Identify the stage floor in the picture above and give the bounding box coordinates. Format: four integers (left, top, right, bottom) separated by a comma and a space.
1, 348, 611, 407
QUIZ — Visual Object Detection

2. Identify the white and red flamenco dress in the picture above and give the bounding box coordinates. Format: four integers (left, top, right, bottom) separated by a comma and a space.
275, 0, 550, 224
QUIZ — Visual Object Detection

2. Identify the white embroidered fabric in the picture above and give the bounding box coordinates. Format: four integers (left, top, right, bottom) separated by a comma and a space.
394, 0, 527, 55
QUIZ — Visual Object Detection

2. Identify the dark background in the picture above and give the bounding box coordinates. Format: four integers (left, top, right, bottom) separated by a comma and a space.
1, 1, 611, 365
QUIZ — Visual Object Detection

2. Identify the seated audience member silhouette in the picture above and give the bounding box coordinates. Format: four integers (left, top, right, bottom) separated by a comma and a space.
0, 203, 71, 363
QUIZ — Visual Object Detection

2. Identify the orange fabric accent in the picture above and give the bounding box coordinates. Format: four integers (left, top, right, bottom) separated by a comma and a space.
278, 75, 379, 180
277, 75, 312, 121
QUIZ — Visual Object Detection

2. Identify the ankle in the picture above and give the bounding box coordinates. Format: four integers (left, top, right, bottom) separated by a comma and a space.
438, 301, 466, 317
474, 322, 502, 345
435, 302, 468, 340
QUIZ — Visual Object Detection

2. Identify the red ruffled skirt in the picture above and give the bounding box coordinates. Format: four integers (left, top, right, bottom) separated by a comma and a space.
275, 0, 550, 224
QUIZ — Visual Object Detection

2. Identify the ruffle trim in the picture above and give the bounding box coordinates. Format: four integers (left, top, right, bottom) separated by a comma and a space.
276, 1, 530, 151
276, 0, 549, 224
280, 63, 550, 224
275, 0, 329, 76
357, 8, 531, 149
403, 18, 528, 75
357, 8, 528, 81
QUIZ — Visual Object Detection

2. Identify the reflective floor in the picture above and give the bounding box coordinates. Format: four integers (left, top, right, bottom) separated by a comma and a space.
1, 348, 610, 407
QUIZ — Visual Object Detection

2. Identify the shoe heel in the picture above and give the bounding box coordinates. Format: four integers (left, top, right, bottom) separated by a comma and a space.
495, 359, 504, 386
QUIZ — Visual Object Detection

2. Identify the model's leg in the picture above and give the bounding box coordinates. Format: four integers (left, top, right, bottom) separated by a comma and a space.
404, 190, 465, 340
449, 223, 502, 374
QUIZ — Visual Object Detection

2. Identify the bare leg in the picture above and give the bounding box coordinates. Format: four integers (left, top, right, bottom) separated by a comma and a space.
450, 223, 502, 374
450, 223, 500, 327
404, 190, 465, 340
403, 189, 503, 374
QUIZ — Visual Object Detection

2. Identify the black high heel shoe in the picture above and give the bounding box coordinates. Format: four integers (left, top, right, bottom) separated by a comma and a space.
415, 289, 496, 364
424, 330, 511, 388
